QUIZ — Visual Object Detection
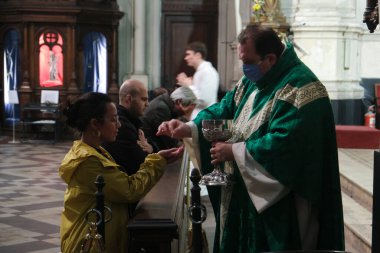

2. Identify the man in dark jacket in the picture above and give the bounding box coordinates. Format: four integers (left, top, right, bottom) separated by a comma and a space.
141, 86, 197, 151
103, 79, 151, 175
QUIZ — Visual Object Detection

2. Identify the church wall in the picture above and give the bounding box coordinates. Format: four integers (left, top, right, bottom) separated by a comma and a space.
361, 33, 380, 78
116, 0, 380, 125
118, 0, 134, 84
145, 0, 161, 89
117, 0, 161, 90
289, 0, 369, 124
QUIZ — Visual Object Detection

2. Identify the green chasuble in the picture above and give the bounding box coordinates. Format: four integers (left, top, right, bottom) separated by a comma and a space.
192, 43, 345, 253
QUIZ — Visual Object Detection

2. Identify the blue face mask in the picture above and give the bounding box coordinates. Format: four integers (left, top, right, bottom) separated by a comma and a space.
243, 63, 263, 82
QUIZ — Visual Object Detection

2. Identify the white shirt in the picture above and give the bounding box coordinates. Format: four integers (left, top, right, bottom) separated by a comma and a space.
190, 61, 219, 118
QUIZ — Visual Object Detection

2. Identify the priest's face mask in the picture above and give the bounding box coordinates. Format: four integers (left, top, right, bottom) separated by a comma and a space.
239, 40, 265, 82
242, 62, 263, 82
238, 39, 278, 81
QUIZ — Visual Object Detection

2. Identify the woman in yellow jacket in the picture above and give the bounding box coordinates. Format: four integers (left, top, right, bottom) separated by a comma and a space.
59, 92, 182, 253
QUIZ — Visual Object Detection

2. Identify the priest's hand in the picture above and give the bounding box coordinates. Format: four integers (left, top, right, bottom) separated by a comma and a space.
157, 119, 192, 139
210, 142, 234, 164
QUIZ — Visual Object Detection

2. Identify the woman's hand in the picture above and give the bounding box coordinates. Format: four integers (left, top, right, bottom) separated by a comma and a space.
158, 145, 185, 164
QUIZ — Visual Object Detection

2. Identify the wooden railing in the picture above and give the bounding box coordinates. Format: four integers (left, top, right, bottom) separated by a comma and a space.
127, 152, 190, 253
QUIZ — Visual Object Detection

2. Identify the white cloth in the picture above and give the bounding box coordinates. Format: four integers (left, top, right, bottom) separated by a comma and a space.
232, 142, 319, 249
232, 142, 289, 213
184, 121, 201, 169
190, 61, 219, 119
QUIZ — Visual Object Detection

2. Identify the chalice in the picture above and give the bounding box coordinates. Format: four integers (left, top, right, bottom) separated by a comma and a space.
200, 119, 233, 186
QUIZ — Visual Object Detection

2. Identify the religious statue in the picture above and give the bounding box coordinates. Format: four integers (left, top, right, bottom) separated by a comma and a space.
49, 51, 58, 81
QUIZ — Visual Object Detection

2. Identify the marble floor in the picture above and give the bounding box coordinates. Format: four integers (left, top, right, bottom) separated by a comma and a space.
0, 138, 216, 253
0, 140, 70, 253
0, 136, 375, 253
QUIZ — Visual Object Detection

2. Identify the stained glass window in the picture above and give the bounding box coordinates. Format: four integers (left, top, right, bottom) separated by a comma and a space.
83, 32, 107, 93
3, 29, 20, 124
39, 32, 63, 87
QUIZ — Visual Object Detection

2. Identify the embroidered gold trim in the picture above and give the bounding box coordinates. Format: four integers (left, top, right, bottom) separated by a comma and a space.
231, 90, 276, 141
233, 77, 245, 107
231, 81, 328, 141
277, 82, 329, 109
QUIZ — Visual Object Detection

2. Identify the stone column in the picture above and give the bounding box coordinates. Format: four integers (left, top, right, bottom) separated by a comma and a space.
131, 0, 148, 85
218, 0, 242, 91
292, 0, 363, 100
239, 0, 252, 27
117, 0, 133, 83
291, 0, 364, 124
146, 0, 161, 89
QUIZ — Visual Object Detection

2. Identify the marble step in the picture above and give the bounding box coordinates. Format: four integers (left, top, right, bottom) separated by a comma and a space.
342, 192, 372, 253
338, 149, 375, 253
339, 149, 373, 211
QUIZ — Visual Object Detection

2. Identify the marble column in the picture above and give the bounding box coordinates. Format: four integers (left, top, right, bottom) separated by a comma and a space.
131, 0, 148, 86
146, 0, 161, 89
117, 0, 133, 83
239, 0, 252, 27
218, 0, 242, 91
292, 0, 363, 100
291, 0, 365, 124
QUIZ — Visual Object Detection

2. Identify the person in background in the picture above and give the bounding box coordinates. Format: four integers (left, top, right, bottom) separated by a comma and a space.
157, 24, 344, 252
176, 41, 219, 118
59, 92, 183, 253
148, 87, 168, 102
141, 86, 197, 151
103, 79, 152, 175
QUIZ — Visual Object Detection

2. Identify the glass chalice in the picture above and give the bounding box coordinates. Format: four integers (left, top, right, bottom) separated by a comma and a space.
200, 119, 233, 186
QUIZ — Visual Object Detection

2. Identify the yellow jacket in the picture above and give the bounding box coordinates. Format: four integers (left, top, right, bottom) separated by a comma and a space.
59, 140, 166, 253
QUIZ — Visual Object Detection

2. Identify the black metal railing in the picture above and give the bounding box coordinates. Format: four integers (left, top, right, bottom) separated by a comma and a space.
188, 169, 207, 253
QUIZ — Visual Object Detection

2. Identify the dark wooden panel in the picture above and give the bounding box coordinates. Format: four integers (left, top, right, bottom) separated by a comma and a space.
162, 0, 218, 12
161, 2, 218, 89
0, 0, 123, 127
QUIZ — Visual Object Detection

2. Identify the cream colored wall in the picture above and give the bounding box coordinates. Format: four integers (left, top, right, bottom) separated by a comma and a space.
117, 0, 134, 85
117, 0, 380, 96
117, 0, 163, 89
290, 0, 364, 99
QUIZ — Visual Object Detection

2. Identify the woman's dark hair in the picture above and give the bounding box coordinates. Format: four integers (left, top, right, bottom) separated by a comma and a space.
238, 24, 284, 59
63, 92, 112, 132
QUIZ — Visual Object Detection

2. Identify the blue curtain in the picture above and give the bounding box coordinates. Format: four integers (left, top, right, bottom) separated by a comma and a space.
3, 30, 20, 124
83, 32, 107, 93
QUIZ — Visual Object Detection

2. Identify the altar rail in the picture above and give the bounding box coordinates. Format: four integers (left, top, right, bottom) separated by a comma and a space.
128, 152, 190, 253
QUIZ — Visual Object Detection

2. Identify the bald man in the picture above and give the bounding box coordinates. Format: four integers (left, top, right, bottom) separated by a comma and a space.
103, 79, 152, 175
